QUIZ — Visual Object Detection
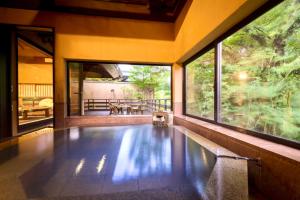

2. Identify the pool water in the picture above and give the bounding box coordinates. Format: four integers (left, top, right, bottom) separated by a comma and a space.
0, 125, 217, 199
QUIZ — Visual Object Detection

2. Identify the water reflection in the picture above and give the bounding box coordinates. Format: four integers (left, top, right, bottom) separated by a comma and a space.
185, 138, 216, 195
112, 128, 172, 182
75, 158, 85, 175
70, 128, 80, 141
97, 154, 106, 173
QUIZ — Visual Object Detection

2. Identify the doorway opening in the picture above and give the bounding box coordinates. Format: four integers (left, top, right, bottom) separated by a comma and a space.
17, 33, 54, 133
67, 61, 172, 116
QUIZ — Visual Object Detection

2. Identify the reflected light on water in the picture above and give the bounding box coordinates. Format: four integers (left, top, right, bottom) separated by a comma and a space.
97, 154, 107, 173
70, 128, 80, 141
75, 159, 85, 175
112, 129, 171, 182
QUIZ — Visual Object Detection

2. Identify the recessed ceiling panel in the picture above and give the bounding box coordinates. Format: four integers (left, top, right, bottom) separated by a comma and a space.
0, 0, 188, 22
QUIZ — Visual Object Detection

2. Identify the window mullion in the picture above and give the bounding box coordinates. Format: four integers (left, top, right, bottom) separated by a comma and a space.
214, 42, 222, 122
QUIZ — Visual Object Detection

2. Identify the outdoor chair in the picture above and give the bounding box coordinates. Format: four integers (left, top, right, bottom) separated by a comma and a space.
152, 111, 168, 127
131, 105, 140, 114
140, 104, 146, 115
109, 103, 118, 115
127, 106, 132, 114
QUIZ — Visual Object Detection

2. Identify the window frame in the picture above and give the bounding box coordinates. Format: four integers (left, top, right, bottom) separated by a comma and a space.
183, 0, 300, 150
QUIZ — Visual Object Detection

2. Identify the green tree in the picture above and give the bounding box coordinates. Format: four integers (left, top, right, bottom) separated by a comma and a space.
128, 65, 171, 100
221, 0, 300, 141
186, 49, 214, 119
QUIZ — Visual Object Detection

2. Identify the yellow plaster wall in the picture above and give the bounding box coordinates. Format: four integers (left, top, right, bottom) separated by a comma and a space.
18, 63, 53, 84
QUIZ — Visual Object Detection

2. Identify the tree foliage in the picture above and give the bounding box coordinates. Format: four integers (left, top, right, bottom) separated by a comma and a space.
128, 66, 171, 99
186, 49, 214, 119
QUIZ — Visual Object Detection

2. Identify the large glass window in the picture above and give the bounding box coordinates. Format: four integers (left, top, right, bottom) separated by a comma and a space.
221, 0, 300, 142
186, 49, 214, 120
184, 0, 300, 145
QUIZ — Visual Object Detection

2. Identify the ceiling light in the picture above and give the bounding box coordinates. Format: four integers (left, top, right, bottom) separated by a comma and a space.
44, 57, 53, 63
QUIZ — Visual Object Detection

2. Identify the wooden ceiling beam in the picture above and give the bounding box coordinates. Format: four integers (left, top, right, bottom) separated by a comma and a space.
18, 56, 52, 64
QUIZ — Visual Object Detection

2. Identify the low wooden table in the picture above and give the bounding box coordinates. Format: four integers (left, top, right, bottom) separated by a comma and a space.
21, 107, 51, 120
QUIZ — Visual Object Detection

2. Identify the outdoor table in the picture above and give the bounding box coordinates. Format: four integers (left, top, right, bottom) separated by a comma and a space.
120, 104, 132, 114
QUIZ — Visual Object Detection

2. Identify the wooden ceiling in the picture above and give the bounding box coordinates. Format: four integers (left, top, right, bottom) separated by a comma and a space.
18, 39, 53, 64
0, 0, 188, 22
83, 63, 122, 79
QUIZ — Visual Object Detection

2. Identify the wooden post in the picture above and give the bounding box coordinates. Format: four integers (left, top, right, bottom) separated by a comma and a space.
159, 99, 161, 111
164, 99, 167, 111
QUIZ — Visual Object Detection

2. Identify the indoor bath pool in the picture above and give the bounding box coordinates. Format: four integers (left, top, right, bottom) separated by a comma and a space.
0, 125, 249, 200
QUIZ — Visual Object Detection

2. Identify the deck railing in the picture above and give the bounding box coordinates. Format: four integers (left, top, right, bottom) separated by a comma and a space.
84, 98, 171, 112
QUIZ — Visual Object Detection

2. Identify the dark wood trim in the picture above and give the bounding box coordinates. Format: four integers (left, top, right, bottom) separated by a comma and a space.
15, 29, 20, 133
53, 6, 175, 22
10, 28, 18, 137
182, 0, 300, 149
0, 0, 188, 23
51, 27, 56, 128
17, 34, 53, 56
66, 61, 71, 116
65, 59, 173, 67
0, 23, 54, 31
0, 25, 13, 139
79, 63, 83, 116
